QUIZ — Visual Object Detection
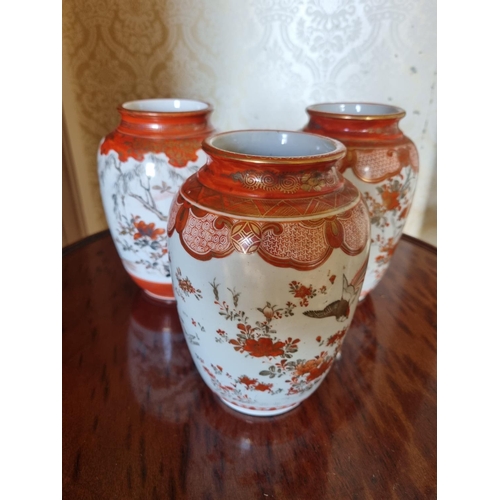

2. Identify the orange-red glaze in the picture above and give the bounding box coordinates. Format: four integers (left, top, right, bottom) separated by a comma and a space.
100, 105, 215, 165
129, 275, 175, 300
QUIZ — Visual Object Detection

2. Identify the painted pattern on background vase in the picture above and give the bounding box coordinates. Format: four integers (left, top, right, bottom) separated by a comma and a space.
97, 99, 214, 300
167, 130, 371, 416
303, 103, 419, 300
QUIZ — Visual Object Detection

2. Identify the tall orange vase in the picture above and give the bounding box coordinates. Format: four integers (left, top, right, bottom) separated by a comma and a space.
97, 98, 215, 301
303, 103, 419, 299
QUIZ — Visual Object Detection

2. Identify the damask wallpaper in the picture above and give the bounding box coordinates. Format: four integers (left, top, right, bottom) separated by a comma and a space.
62, 0, 436, 240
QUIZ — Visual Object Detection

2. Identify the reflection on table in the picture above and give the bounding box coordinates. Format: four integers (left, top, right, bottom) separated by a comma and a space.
63, 232, 436, 499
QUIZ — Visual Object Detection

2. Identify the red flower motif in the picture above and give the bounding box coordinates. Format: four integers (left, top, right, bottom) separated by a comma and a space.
294, 354, 333, 382
238, 375, 257, 388
381, 187, 401, 211
309, 360, 333, 381
237, 323, 255, 336
329, 275, 336, 284
133, 220, 166, 240
243, 337, 285, 357
376, 238, 397, 263
294, 285, 312, 299
203, 366, 216, 379
326, 328, 347, 347
253, 382, 273, 392
178, 279, 197, 295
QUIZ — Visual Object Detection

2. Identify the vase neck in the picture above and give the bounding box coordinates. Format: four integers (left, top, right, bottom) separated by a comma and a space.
198, 154, 347, 199
305, 113, 404, 141
195, 131, 349, 199
117, 102, 214, 139
304, 103, 406, 141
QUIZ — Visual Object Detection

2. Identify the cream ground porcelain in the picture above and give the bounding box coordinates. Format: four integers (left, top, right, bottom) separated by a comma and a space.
97, 98, 214, 300
167, 130, 371, 416
303, 103, 419, 299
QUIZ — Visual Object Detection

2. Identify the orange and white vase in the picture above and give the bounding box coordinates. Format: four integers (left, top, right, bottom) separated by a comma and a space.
167, 130, 370, 416
303, 103, 419, 300
98, 98, 214, 301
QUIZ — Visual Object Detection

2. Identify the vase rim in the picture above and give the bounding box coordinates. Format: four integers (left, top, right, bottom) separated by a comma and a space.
120, 98, 212, 115
203, 130, 346, 165
306, 102, 406, 120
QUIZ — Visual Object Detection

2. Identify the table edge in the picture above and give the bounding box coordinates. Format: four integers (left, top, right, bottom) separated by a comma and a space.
400, 233, 437, 254
62, 229, 111, 257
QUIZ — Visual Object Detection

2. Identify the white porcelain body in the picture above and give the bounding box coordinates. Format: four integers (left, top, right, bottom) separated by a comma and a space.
98, 148, 206, 294
168, 227, 368, 416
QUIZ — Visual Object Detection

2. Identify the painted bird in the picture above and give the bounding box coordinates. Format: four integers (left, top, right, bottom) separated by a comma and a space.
303, 297, 350, 321
303, 256, 368, 321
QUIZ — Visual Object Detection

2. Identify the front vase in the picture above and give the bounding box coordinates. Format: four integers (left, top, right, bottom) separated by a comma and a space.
97, 98, 215, 301
167, 130, 371, 416
303, 103, 419, 300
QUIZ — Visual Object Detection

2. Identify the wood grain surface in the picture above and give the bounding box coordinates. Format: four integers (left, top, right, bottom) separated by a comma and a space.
63, 231, 437, 499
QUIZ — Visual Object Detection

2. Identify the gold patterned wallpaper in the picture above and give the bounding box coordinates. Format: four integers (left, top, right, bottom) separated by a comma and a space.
62, 0, 436, 241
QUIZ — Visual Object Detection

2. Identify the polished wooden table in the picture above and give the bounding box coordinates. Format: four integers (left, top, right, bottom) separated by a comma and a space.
63, 231, 436, 499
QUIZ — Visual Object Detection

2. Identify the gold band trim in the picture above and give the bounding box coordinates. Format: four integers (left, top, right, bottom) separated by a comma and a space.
202, 130, 346, 165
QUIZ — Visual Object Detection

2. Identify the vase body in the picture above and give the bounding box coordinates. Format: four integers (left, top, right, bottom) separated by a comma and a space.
98, 98, 215, 301
303, 103, 419, 300
167, 130, 371, 416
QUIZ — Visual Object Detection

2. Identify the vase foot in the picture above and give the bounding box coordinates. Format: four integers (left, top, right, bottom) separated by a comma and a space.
129, 274, 176, 301
218, 397, 300, 417
144, 290, 176, 302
